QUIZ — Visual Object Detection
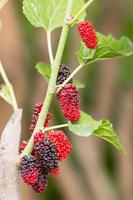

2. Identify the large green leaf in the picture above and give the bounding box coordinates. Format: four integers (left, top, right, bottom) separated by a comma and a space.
69, 111, 126, 153
35, 62, 51, 80
23, 0, 86, 31
77, 33, 133, 64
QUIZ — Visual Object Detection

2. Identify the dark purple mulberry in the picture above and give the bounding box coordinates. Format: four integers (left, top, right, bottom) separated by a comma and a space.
34, 139, 58, 173
56, 64, 73, 85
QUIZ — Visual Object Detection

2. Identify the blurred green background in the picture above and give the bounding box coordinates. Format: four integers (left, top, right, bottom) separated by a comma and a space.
0, 0, 133, 200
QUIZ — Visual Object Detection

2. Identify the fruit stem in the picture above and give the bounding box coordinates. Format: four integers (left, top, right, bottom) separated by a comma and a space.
0, 61, 18, 111
56, 63, 85, 93
67, 0, 95, 26
44, 124, 69, 132
21, 0, 74, 157
47, 31, 54, 66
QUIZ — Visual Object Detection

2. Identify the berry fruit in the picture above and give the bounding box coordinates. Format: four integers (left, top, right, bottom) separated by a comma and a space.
57, 83, 80, 121
32, 169, 48, 193
78, 21, 98, 49
29, 103, 51, 133
20, 155, 39, 186
56, 64, 73, 85
46, 130, 72, 161
50, 166, 61, 176
34, 130, 45, 144
34, 139, 58, 173
19, 140, 28, 154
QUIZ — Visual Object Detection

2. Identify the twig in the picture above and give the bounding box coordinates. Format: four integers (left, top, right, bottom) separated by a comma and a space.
67, 0, 95, 26
47, 31, 54, 65
44, 124, 68, 132
0, 61, 18, 111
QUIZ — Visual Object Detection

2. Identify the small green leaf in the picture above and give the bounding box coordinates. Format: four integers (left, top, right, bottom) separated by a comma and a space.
0, 84, 12, 105
74, 80, 85, 89
69, 111, 126, 153
35, 62, 51, 80
23, 0, 86, 31
77, 33, 133, 64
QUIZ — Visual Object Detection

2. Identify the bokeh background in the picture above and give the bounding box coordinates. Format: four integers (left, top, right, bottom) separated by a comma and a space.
0, 0, 133, 200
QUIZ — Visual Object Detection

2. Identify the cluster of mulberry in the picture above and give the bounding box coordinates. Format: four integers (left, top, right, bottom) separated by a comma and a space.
20, 130, 72, 193
20, 21, 98, 193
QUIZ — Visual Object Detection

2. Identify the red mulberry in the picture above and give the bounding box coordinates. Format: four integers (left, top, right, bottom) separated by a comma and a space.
34, 130, 45, 144
29, 103, 51, 133
56, 64, 73, 85
20, 155, 39, 186
50, 166, 61, 176
57, 83, 80, 121
32, 169, 48, 193
78, 21, 98, 49
46, 130, 72, 161
19, 140, 28, 154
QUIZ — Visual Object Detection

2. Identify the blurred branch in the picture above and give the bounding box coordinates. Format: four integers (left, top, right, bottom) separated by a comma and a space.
116, 90, 133, 200
0, 0, 8, 10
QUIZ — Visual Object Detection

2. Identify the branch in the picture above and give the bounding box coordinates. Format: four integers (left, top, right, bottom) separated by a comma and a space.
21, 0, 74, 157
47, 31, 54, 65
0, 0, 8, 10
67, 0, 95, 26
44, 124, 68, 132
0, 61, 18, 111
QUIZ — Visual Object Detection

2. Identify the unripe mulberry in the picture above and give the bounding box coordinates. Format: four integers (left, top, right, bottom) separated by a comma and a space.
78, 21, 98, 49
34, 130, 45, 144
20, 155, 39, 186
57, 83, 80, 121
47, 130, 72, 161
29, 103, 51, 133
32, 169, 48, 193
34, 139, 58, 173
56, 64, 73, 85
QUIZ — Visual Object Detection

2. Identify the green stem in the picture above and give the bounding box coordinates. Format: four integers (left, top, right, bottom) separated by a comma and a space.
67, 0, 95, 26
47, 31, 54, 65
56, 63, 85, 93
0, 61, 18, 111
21, 0, 74, 157
45, 124, 69, 132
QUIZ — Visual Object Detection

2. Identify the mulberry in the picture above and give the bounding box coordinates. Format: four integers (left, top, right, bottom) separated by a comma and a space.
78, 21, 98, 49
20, 155, 39, 186
29, 103, 51, 133
47, 130, 72, 161
57, 83, 80, 121
56, 64, 72, 85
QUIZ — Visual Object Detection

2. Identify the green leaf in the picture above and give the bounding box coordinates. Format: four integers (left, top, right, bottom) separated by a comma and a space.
77, 33, 133, 64
0, 84, 12, 105
74, 80, 85, 89
23, 0, 86, 31
35, 62, 51, 80
94, 120, 126, 153
69, 111, 126, 153
68, 112, 102, 136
